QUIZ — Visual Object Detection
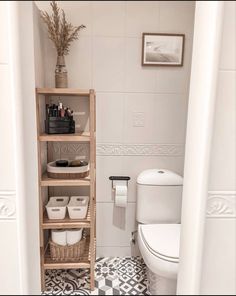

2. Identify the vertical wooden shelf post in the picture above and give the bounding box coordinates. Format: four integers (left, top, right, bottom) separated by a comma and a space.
89, 89, 96, 290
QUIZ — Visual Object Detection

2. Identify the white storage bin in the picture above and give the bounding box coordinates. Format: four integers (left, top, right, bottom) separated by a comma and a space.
67, 196, 89, 219
46, 196, 69, 220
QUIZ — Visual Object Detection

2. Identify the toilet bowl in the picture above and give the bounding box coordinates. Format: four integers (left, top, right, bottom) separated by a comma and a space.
138, 224, 180, 295
136, 169, 183, 295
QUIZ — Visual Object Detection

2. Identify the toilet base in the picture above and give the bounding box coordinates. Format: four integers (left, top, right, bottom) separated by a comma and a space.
147, 268, 177, 295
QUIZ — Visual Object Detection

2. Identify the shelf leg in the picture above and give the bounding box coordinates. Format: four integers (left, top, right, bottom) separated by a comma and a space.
40, 247, 46, 292
90, 266, 95, 291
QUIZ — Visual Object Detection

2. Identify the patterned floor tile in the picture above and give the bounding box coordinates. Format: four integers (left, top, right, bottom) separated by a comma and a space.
118, 258, 149, 295
42, 257, 148, 295
95, 257, 120, 278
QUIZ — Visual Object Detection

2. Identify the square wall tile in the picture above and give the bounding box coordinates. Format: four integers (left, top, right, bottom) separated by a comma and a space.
96, 92, 125, 143
124, 93, 155, 143
66, 36, 92, 89
0, 66, 16, 191
92, 1, 126, 37
35, 1, 92, 36
43, 37, 92, 89
96, 156, 124, 202
126, 1, 159, 37
156, 38, 193, 94
97, 245, 140, 257
124, 93, 188, 144
93, 37, 125, 92
220, 1, 236, 70
57, 1, 92, 36
159, 1, 195, 37
43, 41, 56, 88
152, 94, 189, 143
125, 38, 157, 93
0, 2, 8, 63
96, 202, 137, 247
209, 71, 236, 190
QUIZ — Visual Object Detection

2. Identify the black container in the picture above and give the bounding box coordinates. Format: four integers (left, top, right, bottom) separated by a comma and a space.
56, 160, 69, 167
45, 117, 75, 134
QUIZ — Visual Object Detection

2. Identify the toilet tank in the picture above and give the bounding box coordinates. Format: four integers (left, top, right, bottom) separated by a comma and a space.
136, 169, 183, 224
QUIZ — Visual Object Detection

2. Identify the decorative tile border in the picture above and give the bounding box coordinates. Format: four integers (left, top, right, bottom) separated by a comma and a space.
0, 191, 16, 220
50, 143, 89, 161
50, 142, 185, 157
207, 191, 236, 218
96, 143, 184, 156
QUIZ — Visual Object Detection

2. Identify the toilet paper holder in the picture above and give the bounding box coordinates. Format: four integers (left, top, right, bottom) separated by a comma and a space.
109, 176, 131, 189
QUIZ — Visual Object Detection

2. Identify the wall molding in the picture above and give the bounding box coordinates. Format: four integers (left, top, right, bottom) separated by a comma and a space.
50, 142, 185, 157
0, 191, 16, 220
207, 191, 236, 218
96, 143, 185, 156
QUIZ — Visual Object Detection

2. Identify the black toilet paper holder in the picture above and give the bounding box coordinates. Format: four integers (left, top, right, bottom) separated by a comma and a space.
109, 176, 131, 189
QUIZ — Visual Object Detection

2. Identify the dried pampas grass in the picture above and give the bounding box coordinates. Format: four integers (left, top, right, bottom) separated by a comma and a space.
40, 1, 86, 56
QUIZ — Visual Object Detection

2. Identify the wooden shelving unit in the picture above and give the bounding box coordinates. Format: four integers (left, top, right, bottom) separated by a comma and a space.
36, 88, 96, 291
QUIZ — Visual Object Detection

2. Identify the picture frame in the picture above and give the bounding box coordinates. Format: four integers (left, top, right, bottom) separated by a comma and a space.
142, 33, 185, 66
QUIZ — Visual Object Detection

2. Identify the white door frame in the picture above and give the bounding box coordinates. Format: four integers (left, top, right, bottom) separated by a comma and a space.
177, 1, 225, 294
8, 1, 225, 294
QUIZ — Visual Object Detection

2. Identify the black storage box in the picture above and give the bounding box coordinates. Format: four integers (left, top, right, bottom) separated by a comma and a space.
45, 117, 75, 134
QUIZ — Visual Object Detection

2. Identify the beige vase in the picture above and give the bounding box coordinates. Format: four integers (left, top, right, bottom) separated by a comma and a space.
55, 55, 68, 88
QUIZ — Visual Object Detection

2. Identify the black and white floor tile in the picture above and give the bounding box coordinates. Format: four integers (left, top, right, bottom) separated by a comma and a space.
118, 258, 149, 295
43, 257, 149, 295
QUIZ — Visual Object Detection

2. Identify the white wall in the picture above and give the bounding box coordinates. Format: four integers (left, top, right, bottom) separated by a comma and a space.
0, 1, 43, 294
0, 2, 21, 294
201, 2, 236, 294
35, 1, 196, 256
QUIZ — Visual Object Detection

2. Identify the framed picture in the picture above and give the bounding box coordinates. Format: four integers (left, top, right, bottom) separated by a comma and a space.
142, 33, 185, 66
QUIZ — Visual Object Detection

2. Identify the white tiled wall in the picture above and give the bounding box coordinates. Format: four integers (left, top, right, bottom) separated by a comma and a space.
201, 2, 236, 294
35, 1, 195, 256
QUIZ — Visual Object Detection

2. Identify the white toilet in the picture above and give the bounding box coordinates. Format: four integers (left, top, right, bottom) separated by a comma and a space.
136, 169, 183, 295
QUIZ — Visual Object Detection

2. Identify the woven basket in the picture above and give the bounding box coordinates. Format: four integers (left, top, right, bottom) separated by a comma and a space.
47, 170, 89, 179
49, 236, 86, 262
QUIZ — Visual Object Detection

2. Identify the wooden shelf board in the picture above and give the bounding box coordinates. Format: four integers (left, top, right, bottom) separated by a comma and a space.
39, 132, 90, 142
41, 173, 91, 187
44, 236, 90, 270
42, 206, 91, 229
36, 88, 91, 96
44, 261, 90, 270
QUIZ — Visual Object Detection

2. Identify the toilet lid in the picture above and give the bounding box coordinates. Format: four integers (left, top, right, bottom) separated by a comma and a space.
140, 224, 180, 261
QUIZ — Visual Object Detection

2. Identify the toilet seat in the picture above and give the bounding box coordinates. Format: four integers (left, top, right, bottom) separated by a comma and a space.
140, 224, 180, 263
138, 224, 180, 279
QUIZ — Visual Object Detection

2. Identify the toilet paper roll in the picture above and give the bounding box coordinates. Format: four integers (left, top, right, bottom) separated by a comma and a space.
51, 229, 67, 246
67, 229, 83, 245
115, 185, 127, 208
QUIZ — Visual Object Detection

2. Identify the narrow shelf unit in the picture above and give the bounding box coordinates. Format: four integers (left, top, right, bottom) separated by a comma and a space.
36, 88, 96, 291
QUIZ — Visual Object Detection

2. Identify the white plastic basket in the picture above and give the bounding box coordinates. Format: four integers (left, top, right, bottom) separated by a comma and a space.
46, 196, 69, 220
67, 196, 89, 219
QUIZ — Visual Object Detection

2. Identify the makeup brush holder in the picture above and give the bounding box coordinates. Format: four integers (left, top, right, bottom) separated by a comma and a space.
45, 117, 75, 134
